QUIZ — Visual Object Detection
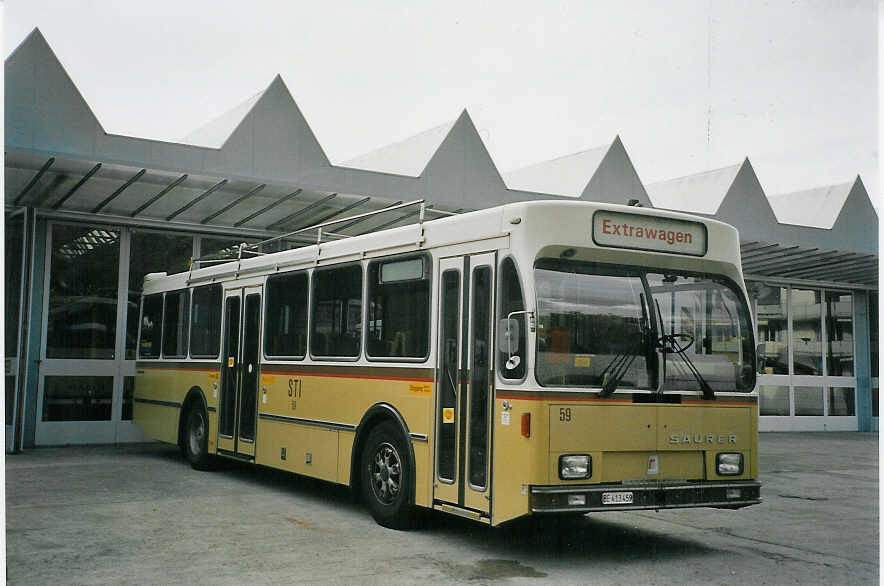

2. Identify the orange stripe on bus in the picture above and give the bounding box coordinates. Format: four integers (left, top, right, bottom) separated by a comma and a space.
682, 400, 757, 406
261, 370, 433, 383
138, 364, 432, 383
495, 393, 632, 404
495, 393, 756, 406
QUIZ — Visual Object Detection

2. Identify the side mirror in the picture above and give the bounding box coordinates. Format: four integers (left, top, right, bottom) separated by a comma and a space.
755, 343, 766, 374
498, 318, 520, 355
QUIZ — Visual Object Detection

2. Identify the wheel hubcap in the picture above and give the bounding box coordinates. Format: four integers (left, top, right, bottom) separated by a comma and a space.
370, 442, 401, 505
189, 412, 205, 455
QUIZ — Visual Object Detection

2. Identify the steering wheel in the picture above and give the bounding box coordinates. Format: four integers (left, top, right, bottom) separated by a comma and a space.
658, 332, 694, 353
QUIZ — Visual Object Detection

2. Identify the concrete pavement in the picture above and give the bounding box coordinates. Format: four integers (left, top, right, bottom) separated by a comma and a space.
5, 432, 879, 584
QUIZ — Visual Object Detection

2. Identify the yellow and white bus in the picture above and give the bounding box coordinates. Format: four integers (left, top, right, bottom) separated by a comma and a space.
134, 199, 761, 528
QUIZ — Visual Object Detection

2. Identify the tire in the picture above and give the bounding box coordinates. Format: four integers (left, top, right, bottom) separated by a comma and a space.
183, 404, 213, 471
360, 421, 413, 529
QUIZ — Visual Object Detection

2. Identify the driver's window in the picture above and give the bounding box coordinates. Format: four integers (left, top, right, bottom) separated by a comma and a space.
498, 258, 526, 379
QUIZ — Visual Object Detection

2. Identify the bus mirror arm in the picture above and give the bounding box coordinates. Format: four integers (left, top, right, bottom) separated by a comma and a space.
499, 310, 535, 370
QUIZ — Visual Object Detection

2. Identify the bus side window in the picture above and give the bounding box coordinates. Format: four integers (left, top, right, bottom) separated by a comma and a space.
139, 294, 163, 359
311, 265, 362, 358
366, 256, 430, 360
265, 272, 308, 358
190, 284, 222, 358
162, 290, 190, 358
498, 258, 526, 379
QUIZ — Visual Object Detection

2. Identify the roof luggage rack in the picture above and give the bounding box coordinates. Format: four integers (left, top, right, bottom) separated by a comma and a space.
189, 199, 461, 267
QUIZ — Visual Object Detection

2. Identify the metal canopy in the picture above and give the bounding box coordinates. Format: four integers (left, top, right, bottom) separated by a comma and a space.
4, 151, 465, 241
740, 241, 878, 287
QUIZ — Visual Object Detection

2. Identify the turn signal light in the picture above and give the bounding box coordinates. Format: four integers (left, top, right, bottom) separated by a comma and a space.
521, 413, 531, 438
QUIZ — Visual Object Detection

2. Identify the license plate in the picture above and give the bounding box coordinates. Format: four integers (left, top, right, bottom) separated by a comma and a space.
602, 491, 634, 505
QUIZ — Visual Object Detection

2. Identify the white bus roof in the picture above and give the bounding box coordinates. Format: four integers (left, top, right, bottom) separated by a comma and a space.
143, 200, 742, 295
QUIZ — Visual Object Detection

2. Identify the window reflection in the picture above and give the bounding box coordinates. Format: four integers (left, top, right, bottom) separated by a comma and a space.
794, 386, 823, 416
311, 265, 362, 357
367, 257, 430, 359
759, 385, 789, 416
828, 387, 854, 416
47, 225, 120, 359
869, 294, 878, 378
42, 375, 112, 421
265, 274, 308, 357
200, 238, 253, 263
535, 262, 650, 389
825, 292, 853, 376
6, 376, 15, 425
647, 273, 755, 393
753, 284, 788, 375
5, 214, 24, 359
126, 231, 192, 359
122, 377, 134, 420
498, 258, 527, 379
791, 289, 822, 376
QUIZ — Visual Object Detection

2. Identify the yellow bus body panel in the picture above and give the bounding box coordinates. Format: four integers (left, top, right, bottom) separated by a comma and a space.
135, 365, 434, 509
132, 401, 179, 445
491, 395, 759, 525
255, 368, 434, 507
134, 363, 221, 453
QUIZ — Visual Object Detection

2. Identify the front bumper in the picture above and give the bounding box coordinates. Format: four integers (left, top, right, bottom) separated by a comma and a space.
530, 480, 762, 513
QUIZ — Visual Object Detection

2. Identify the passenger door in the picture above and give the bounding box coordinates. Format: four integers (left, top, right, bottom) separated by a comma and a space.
434, 253, 495, 516
216, 287, 262, 459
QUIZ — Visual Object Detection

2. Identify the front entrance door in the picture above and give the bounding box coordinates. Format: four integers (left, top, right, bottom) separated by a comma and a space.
217, 288, 262, 458
434, 253, 495, 516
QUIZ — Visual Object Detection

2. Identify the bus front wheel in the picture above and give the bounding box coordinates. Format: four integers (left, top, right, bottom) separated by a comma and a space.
360, 422, 413, 529
184, 405, 212, 471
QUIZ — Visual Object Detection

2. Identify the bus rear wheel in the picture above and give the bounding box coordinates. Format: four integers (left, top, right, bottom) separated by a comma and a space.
184, 405, 212, 471
361, 422, 413, 529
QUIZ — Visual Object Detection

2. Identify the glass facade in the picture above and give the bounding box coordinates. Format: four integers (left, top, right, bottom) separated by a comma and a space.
793, 386, 824, 416
126, 231, 193, 359
869, 294, 878, 419
5, 214, 24, 360
791, 288, 822, 376
46, 225, 120, 359
750, 281, 862, 426
6, 376, 15, 426
755, 285, 788, 375
122, 377, 135, 421
870, 294, 879, 378
825, 292, 854, 376
199, 237, 259, 265
35, 223, 207, 444
5, 214, 24, 429
42, 376, 113, 421
828, 387, 855, 416
759, 385, 790, 416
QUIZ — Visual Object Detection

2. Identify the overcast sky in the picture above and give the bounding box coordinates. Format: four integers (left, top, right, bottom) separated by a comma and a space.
4, 1, 879, 205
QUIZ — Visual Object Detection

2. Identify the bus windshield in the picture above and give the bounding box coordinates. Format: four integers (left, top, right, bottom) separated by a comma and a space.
534, 259, 756, 393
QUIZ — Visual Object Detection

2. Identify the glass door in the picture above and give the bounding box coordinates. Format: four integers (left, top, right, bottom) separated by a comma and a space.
434, 253, 495, 515
216, 288, 262, 458
36, 223, 130, 445
5, 211, 26, 451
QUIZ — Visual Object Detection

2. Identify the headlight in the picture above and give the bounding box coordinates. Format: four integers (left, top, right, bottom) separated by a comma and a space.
559, 454, 591, 480
716, 453, 743, 476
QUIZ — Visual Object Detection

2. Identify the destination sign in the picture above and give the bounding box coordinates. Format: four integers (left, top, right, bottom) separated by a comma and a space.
592, 210, 707, 256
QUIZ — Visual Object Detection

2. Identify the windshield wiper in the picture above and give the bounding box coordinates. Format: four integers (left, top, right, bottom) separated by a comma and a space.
598, 351, 637, 397
658, 333, 715, 400
654, 298, 714, 400
599, 294, 651, 397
